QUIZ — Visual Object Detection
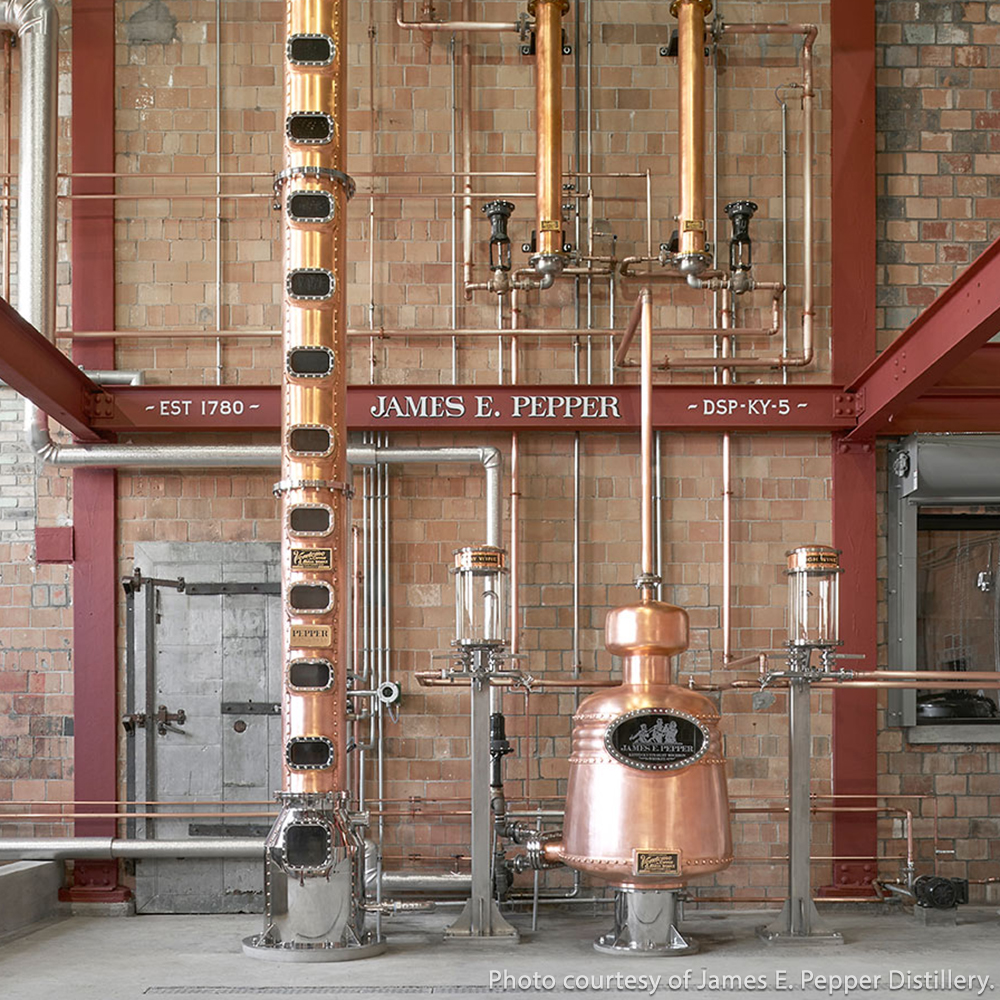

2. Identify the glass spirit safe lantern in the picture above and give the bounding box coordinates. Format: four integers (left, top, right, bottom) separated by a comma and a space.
453, 545, 508, 647
785, 545, 842, 649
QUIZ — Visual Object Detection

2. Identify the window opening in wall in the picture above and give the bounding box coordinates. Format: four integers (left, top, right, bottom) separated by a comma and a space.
916, 512, 1000, 725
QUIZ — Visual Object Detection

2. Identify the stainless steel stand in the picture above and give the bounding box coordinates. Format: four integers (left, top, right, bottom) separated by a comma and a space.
594, 890, 697, 956
445, 648, 519, 942
758, 651, 843, 945
244, 792, 386, 962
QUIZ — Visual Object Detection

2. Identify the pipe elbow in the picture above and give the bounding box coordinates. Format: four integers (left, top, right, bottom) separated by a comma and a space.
478, 446, 503, 473
2, 0, 58, 34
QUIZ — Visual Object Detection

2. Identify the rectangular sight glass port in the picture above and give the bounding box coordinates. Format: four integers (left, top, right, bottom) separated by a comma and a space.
288, 583, 333, 612
288, 190, 336, 224
287, 346, 335, 377
289, 505, 333, 535
288, 426, 333, 455
286, 737, 334, 770
287, 34, 335, 66
286, 112, 334, 144
287, 268, 334, 300
284, 824, 331, 868
289, 658, 334, 690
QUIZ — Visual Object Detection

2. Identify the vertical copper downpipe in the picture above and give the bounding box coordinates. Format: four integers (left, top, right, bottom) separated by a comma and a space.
529, 0, 568, 284
637, 289, 655, 596
279, 0, 349, 795
673, 0, 711, 276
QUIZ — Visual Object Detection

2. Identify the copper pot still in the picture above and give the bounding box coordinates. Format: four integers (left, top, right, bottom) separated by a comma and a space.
551, 598, 733, 889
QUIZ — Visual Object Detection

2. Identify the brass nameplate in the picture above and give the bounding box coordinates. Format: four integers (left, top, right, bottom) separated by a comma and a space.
290, 624, 332, 647
540, 219, 560, 232
683, 219, 705, 232
292, 547, 333, 570
634, 850, 680, 876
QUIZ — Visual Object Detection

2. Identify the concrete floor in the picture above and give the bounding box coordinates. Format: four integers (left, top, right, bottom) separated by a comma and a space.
3, 906, 1000, 999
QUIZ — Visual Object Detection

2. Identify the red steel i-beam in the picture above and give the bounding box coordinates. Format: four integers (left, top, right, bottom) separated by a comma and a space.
848, 234, 1000, 441
0, 299, 105, 440
61, 0, 128, 903
826, 0, 878, 894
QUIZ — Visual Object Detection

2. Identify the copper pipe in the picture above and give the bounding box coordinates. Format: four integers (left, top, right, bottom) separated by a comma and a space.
666, 23, 816, 370
638, 288, 655, 591
721, 431, 732, 660
395, 0, 519, 32
673, 0, 712, 275
691, 896, 888, 904
460, 0, 474, 299
40, 190, 568, 202
860, 669, 1000, 681
531, 0, 568, 275
66, 325, 627, 341
276, 0, 350, 795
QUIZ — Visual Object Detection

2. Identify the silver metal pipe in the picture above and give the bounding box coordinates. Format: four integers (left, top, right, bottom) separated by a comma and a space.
778, 86, 790, 383
27, 433, 501, 548
214, 0, 223, 385
0, 837, 265, 860
380, 873, 472, 894
81, 370, 144, 386
3, 1, 58, 455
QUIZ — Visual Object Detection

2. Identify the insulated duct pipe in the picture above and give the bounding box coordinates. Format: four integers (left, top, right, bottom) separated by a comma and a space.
672, 0, 712, 276
1, 0, 57, 403
529, 0, 568, 286
0, 838, 265, 860
27, 433, 501, 549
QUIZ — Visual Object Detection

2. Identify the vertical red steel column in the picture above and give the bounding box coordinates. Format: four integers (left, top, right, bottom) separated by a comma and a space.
62, 0, 128, 903
825, 0, 878, 896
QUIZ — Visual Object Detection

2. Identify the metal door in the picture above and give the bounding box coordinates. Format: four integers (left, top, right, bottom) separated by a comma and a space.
129, 542, 282, 913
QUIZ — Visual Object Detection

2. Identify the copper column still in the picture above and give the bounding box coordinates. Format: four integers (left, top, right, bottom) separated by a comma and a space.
244, 0, 384, 961
529, 0, 569, 286
673, 0, 712, 276
548, 292, 732, 954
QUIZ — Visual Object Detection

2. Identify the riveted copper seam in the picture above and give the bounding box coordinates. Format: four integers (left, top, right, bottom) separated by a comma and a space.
675, 0, 711, 262
280, 0, 348, 794
533, 0, 568, 259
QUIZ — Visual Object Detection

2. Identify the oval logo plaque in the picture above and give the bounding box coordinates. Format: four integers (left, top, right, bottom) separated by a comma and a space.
605, 708, 710, 771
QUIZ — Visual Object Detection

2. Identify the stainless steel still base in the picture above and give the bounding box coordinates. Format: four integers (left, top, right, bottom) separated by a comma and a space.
593, 889, 698, 957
